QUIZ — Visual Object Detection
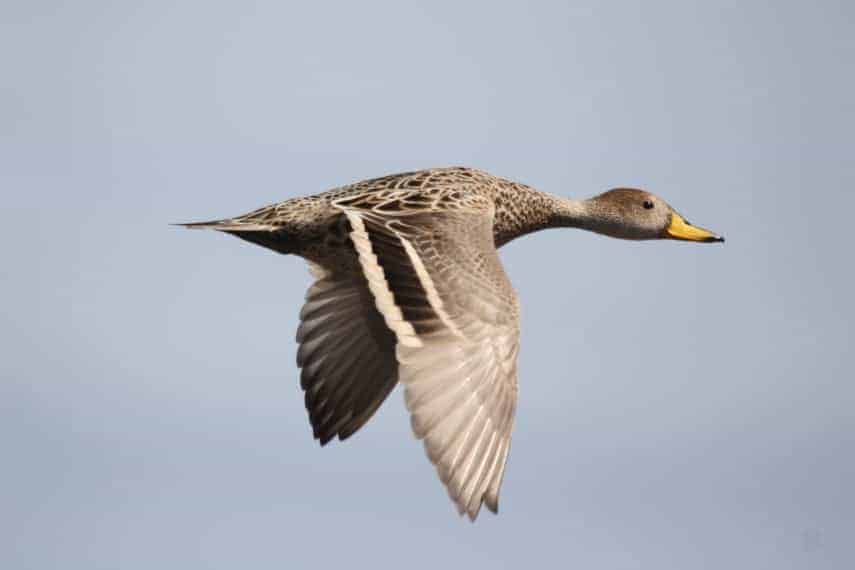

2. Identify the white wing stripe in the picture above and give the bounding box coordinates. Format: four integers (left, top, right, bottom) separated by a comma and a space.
399, 236, 465, 339
345, 211, 422, 348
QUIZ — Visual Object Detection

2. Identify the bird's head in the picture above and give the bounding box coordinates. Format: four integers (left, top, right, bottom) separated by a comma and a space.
584, 188, 724, 243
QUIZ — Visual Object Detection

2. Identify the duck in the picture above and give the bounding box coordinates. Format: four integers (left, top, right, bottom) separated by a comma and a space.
181, 166, 723, 520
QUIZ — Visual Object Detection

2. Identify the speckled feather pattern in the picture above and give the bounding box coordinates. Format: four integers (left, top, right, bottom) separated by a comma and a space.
223, 167, 561, 259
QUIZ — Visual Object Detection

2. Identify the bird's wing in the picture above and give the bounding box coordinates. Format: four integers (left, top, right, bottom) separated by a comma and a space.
297, 259, 399, 444
334, 190, 520, 520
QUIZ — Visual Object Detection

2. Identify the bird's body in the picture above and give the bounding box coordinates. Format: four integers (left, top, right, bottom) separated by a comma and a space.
183, 166, 723, 520
193, 167, 561, 259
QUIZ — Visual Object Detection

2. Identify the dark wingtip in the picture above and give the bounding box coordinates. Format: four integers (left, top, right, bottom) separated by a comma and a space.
485, 498, 499, 514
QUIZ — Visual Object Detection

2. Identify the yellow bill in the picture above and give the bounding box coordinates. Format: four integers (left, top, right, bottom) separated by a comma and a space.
665, 213, 724, 243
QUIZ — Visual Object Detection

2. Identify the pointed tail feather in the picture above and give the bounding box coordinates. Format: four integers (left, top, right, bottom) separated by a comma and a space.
176, 218, 295, 255
174, 219, 279, 231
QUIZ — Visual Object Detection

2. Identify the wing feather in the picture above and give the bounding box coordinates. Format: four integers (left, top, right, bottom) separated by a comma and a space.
296, 259, 398, 445
336, 192, 520, 519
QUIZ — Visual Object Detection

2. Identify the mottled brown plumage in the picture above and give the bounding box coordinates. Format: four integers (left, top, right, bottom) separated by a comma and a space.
182, 166, 723, 520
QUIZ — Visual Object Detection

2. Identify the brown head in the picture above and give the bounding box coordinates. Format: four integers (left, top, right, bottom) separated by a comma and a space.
584, 188, 724, 243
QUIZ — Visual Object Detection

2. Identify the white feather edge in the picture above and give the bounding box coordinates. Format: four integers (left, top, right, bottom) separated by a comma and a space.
398, 236, 465, 340
343, 211, 422, 348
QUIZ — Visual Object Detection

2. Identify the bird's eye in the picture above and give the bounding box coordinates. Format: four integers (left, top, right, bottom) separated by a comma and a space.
643, 200, 654, 210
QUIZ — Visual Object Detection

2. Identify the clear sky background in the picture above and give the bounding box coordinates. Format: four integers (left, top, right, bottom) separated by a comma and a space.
2, 1, 853, 568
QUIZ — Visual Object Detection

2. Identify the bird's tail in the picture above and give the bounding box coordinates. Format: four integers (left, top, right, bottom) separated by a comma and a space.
175, 216, 297, 255
175, 219, 279, 231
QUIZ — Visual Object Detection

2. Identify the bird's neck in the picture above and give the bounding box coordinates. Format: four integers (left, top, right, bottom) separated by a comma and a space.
492, 183, 593, 247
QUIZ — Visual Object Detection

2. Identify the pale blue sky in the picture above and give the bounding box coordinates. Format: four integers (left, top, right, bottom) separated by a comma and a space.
2, 1, 853, 568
